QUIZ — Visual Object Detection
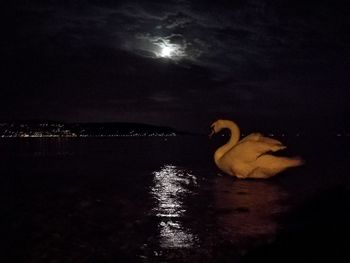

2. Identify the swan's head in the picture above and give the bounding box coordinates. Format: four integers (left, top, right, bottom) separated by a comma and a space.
209, 120, 225, 138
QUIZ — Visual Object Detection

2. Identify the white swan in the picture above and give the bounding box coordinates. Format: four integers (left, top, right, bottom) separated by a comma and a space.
210, 119, 303, 179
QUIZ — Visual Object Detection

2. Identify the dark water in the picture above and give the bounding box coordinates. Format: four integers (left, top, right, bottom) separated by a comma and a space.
1, 136, 350, 262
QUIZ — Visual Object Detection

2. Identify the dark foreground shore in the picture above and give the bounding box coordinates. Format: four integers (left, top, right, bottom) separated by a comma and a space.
1, 136, 349, 262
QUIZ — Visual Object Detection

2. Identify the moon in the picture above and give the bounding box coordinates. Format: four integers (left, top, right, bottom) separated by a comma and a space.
154, 40, 186, 60
160, 45, 174, 58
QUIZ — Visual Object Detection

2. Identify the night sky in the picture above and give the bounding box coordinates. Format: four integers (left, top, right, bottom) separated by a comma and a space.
4, 0, 350, 132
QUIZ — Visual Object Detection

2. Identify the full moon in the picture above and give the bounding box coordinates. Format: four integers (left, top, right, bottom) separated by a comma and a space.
160, 45, 174, 58
155, 40, 185, 60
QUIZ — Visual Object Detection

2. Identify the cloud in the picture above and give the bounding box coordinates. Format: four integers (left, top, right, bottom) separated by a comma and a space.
15, 0, 349, 80
7, 0, 350, 129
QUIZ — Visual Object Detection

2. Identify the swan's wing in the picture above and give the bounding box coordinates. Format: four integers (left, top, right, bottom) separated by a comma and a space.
258, 136, 284, 146
221, 141, 257, 163
224, 138, 286, 163
240, 133, 263, 142
241, 133, 284, 146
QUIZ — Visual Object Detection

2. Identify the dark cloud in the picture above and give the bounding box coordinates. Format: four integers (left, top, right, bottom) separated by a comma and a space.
12, 0, 349, 72
3, 0, 350, 131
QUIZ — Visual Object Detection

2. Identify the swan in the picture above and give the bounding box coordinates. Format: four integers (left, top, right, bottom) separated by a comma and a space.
210, 119, 303, 179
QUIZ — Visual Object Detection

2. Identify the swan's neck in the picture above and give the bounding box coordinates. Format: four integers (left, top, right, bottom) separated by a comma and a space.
214, 121, 240, 163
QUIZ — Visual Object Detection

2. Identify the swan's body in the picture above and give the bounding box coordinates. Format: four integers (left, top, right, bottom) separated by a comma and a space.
210, 120, 303, 179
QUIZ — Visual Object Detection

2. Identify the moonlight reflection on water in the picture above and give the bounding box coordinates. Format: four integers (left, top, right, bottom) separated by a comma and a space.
150, 164, 288, 249
151, 165, 197, 248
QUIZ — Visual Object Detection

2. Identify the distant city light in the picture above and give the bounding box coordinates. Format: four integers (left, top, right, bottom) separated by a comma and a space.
0, 122, 178, 138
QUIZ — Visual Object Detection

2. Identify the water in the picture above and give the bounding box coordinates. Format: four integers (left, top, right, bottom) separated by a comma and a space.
1, 136, 349, 262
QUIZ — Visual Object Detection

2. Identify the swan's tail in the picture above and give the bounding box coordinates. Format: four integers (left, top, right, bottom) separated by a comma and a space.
249, 155, 304, 178
258, 155, 304, 168
286, 156, 305, 167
